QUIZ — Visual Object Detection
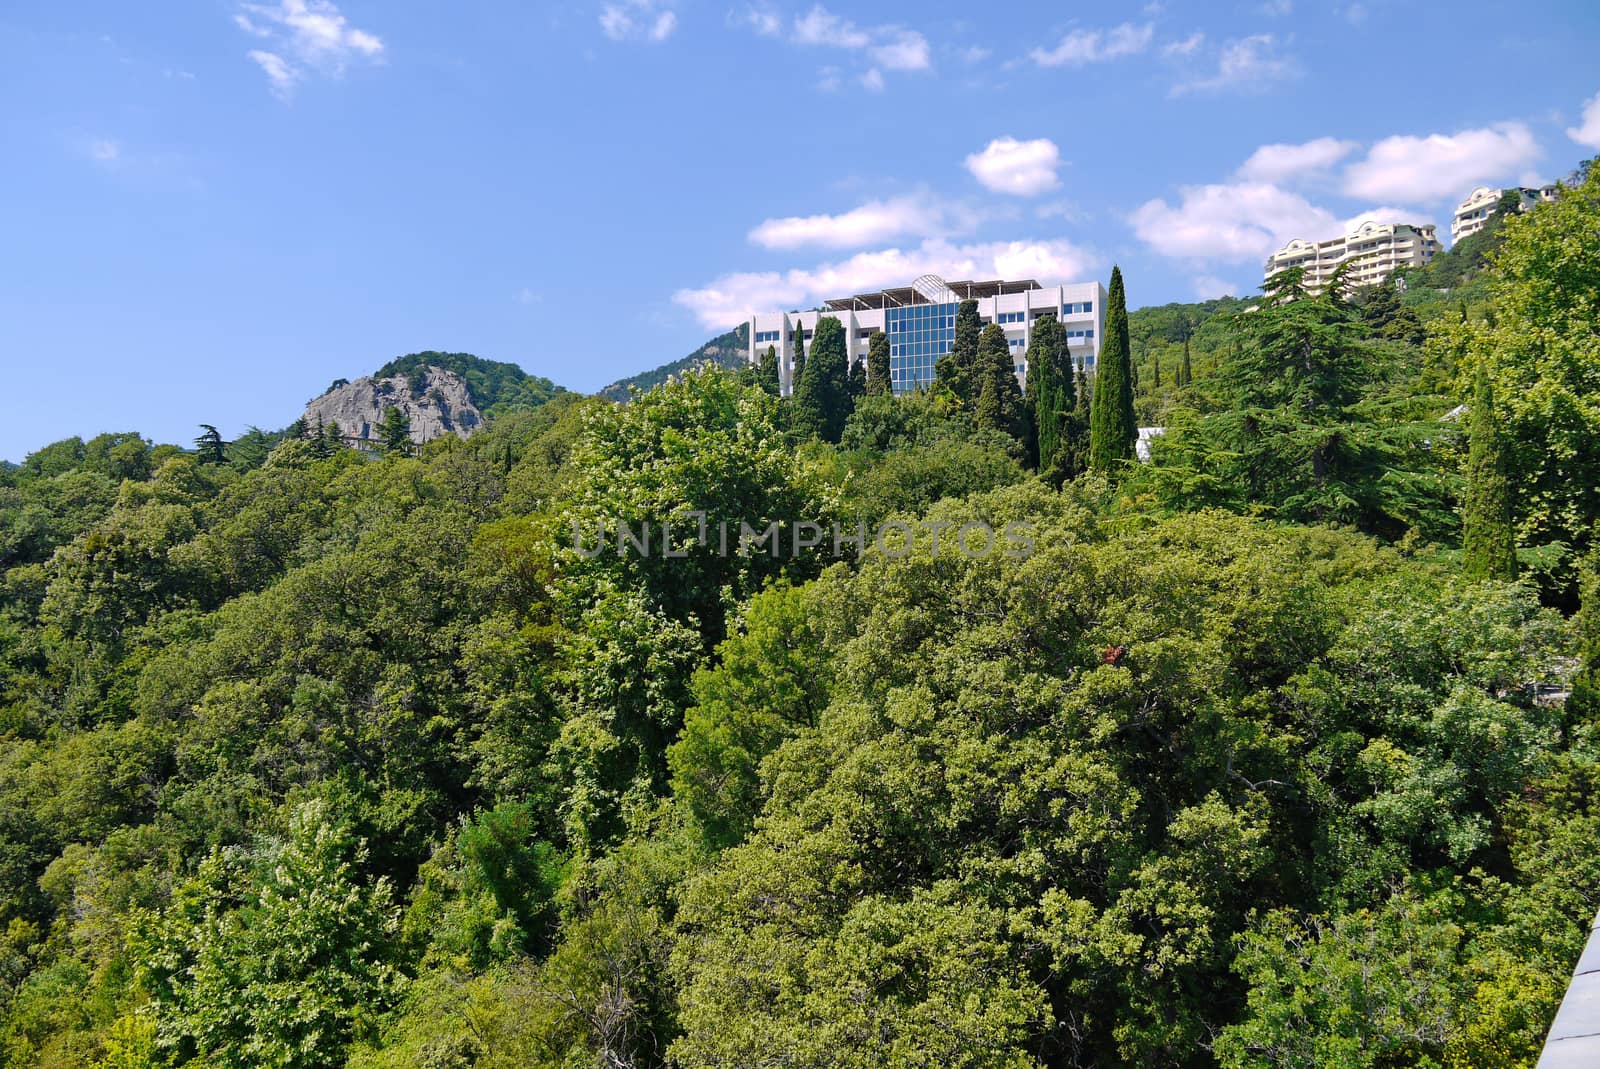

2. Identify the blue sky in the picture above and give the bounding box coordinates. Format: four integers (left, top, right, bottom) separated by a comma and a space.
2, 1, 1599, 460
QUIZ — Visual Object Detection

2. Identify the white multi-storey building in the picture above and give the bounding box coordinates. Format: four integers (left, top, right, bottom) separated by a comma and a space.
1263, 220, 1439, 292
747, 274, 1105, 396
1450, 184, 1560, 243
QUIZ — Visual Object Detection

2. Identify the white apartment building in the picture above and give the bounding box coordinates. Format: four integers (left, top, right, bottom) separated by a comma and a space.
1450, 184, 1560, 243
747, 274, 1106, 396
1263, 220, 1439, 292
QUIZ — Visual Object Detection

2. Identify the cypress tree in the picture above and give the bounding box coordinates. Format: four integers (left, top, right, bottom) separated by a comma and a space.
1024, 313, 1072, 472
1462, 361, 1517, 580
974, 323, 1023, 438
935, 299, 981, 405
1152, 352, 1162, 389
758, 345, 780, 396
1571, 546, 1600, 721
1089, 265, 1136, 472
792, 316, 849, 442
1180, 337, 1193, 386
848, 357, 866, 402
866, 330, 890, 396
790, 324, 805, 396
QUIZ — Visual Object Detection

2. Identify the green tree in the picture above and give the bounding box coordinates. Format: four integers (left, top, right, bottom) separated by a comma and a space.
866, 330, 890, 396
1024, 313, 1074, 475
758, 345, 780, 396
1180, 336, 1194, 386
136, 801, 402, 1069
1462, 361, 1518, 580
1570, 547, 1600, 721
791, 316, 850, 443
790, 323, 805, 394
193, 425, 226, 465
935, 299, 981, 405
378, 406, 412, 455
973, 323, 1023, 439
1089, 265, 1136, 471
1454, 161, 1600, 596
668, 582, 830, 846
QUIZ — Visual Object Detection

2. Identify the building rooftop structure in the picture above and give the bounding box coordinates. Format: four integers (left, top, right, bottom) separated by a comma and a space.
749, 273, 1105, 397
821, 278, 1043, 310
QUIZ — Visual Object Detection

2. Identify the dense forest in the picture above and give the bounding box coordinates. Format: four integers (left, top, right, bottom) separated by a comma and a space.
1, 163, 1598, 1069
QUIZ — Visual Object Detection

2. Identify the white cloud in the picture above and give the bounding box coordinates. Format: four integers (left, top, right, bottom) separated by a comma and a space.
1569, 91, 1600, 150
234, 0, 382, 96
674, 237, 1098, 328
965, 137, 1061, 196
1162, 32, 1204, 57
1237, 137, 1359, 183
793, 6, 869, 47
733, 5, 782, 36
1030, 21, 1153, 67
1258, 0, 1292, 15
960, 45, 992, 64
1129, 181, 1337, 262
89, 139, 121, 164
750, 6, 930, 87
600, 0, 678, 43
748, 194, 975, 250
1343, 123, 1541, 203
1171, 34, 1296, 96
871, 31, 930, 71
248, 49, 299, 96
1192, 275, 1236, 299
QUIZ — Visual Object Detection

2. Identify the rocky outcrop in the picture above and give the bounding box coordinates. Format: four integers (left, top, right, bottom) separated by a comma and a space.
301, 366, 483, 446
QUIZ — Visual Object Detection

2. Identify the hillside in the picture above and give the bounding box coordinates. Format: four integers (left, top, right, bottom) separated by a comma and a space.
300, 352, 568, 448
0, 162, 1595, 1069
598, 323, 748, 400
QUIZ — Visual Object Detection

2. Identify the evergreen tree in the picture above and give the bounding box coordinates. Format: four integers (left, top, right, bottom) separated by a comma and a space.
1462, 361, 1518, 580
791, 316, 850, 443
1024, 313, 1073, 474
193, 424, 226, 465
866, 331, 890, 397
1089, 265, 1137, 472
758, 346, 780, 396
790, 324, 805, 396
311, 417, 333, 459
935, 299, 981, 406
848, 357, 866, 402
1180, 337, 1194, 386
974, 323, 1023, 439
1152, 352, 1162, 389
1571, 545, 1600, 720
379, 406, 413, 456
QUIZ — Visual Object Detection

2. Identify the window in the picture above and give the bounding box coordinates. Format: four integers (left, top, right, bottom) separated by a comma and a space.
997, 310, 1026, 324
1008, 336, 1024, 347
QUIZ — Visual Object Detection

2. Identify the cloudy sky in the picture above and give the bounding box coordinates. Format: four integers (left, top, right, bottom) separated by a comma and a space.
2, 1, 1599, 458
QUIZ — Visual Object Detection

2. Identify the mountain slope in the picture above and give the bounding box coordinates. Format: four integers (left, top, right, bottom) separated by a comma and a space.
302, 351, 567, 446
598, 324, 748, 400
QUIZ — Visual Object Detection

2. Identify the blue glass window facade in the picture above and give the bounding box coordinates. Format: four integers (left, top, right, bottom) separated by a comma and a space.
887, 301, 957, 394
754, 330, 781, 344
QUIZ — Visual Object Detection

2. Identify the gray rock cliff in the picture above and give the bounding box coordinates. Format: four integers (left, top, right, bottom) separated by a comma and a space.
301, 366, 483, 446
